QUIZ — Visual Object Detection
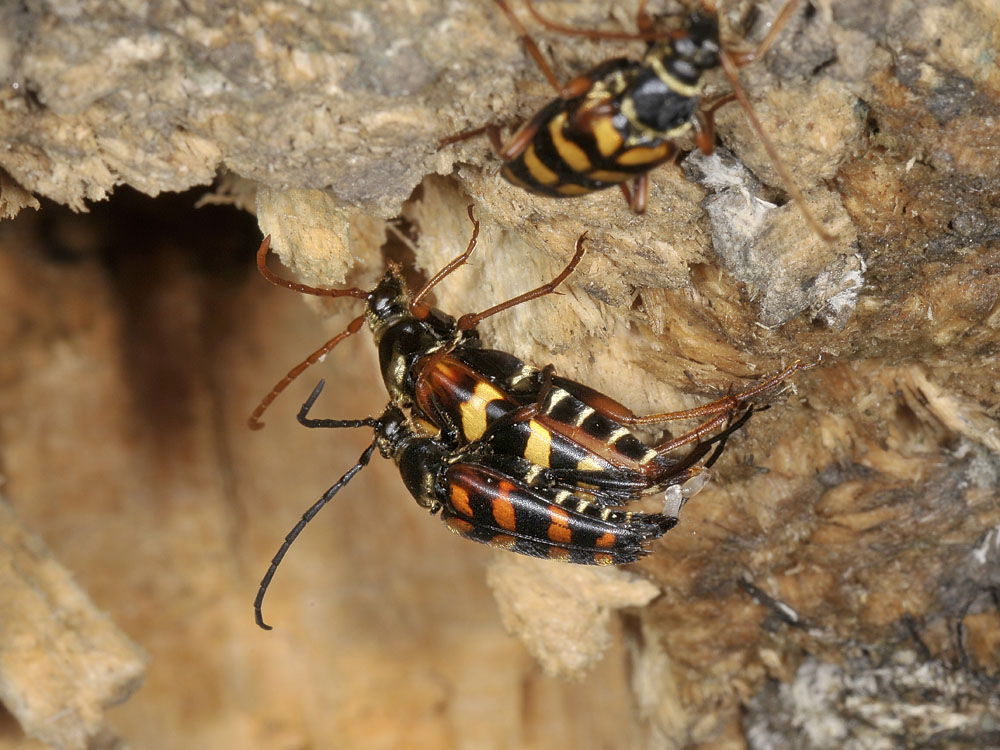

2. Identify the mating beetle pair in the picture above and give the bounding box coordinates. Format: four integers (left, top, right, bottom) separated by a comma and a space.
252, 0, 826, 628
251, 208, 814, 629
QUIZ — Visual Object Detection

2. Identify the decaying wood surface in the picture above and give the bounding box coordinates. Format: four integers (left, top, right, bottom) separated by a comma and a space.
1, 0, 999, 747
0, 495, 146, 750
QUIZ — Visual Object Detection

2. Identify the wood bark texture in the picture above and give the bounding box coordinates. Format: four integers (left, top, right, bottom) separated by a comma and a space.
0, 0, 998, 748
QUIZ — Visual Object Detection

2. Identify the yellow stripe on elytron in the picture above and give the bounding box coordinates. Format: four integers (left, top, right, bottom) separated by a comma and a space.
522, 143, 560, 186
576, 455, 605, 472
638, 448, 658, 465
548, 112, 592, 173
547, 389, 569, 407
509, 366, 536, 386
573, 405, 596, 427
608, 427, 632, 442
553, 490, 573, 506
617, 143, 673, 166
459, 380, 506, 440
524, 420, 553, 467
591, 115, 623, 157
588, 169, 632, 183
555, 183, 592, 196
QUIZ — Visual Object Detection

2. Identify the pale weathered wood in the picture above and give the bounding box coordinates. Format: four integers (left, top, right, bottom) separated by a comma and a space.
1, 0, 999, 747
0, 496, 146, 749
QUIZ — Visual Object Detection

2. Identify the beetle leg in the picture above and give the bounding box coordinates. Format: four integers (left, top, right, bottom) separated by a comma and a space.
458, 234, 587, 330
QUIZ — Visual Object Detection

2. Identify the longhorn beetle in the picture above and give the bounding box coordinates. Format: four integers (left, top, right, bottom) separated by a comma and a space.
250, 207, 815, 498
443, 0, 833, 240
253, 385, 753, 629
251, 209, 818, 626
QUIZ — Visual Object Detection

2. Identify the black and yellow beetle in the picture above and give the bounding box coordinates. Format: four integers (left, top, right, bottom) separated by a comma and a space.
249, 208, 810, 504
253, 387, 687, 628
250, 209, 819, 629
447, 0, 831, 238
496, 1, 732, 212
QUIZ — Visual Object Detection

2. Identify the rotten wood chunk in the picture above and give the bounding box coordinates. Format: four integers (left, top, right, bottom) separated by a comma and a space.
0, 495, 147, 750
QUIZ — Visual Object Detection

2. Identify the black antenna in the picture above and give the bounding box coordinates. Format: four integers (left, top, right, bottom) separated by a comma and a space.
254, 380, 380, 630
297, 380, 379, 431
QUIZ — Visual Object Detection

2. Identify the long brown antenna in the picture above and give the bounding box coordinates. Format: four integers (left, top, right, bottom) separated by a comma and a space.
520, 0, 685, 42
457, 231, 587, 330
493, 0, 562, 91
718, 51, 836, 244
255, 236, 368, 300
248, 315, 366, 430
249, 235, 373, 429
410, 206, 481, 311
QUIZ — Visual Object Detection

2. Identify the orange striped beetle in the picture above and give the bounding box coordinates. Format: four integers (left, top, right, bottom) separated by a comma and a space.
418, 350, 811, 503
444, 0, 832, 239
251, 210, 817, 627
254, 381, 753, 629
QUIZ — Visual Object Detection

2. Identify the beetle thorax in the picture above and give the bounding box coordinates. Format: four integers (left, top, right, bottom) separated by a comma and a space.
623, 12, 720, 137
367, 269, 461, 409
376, 408, 446, 511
